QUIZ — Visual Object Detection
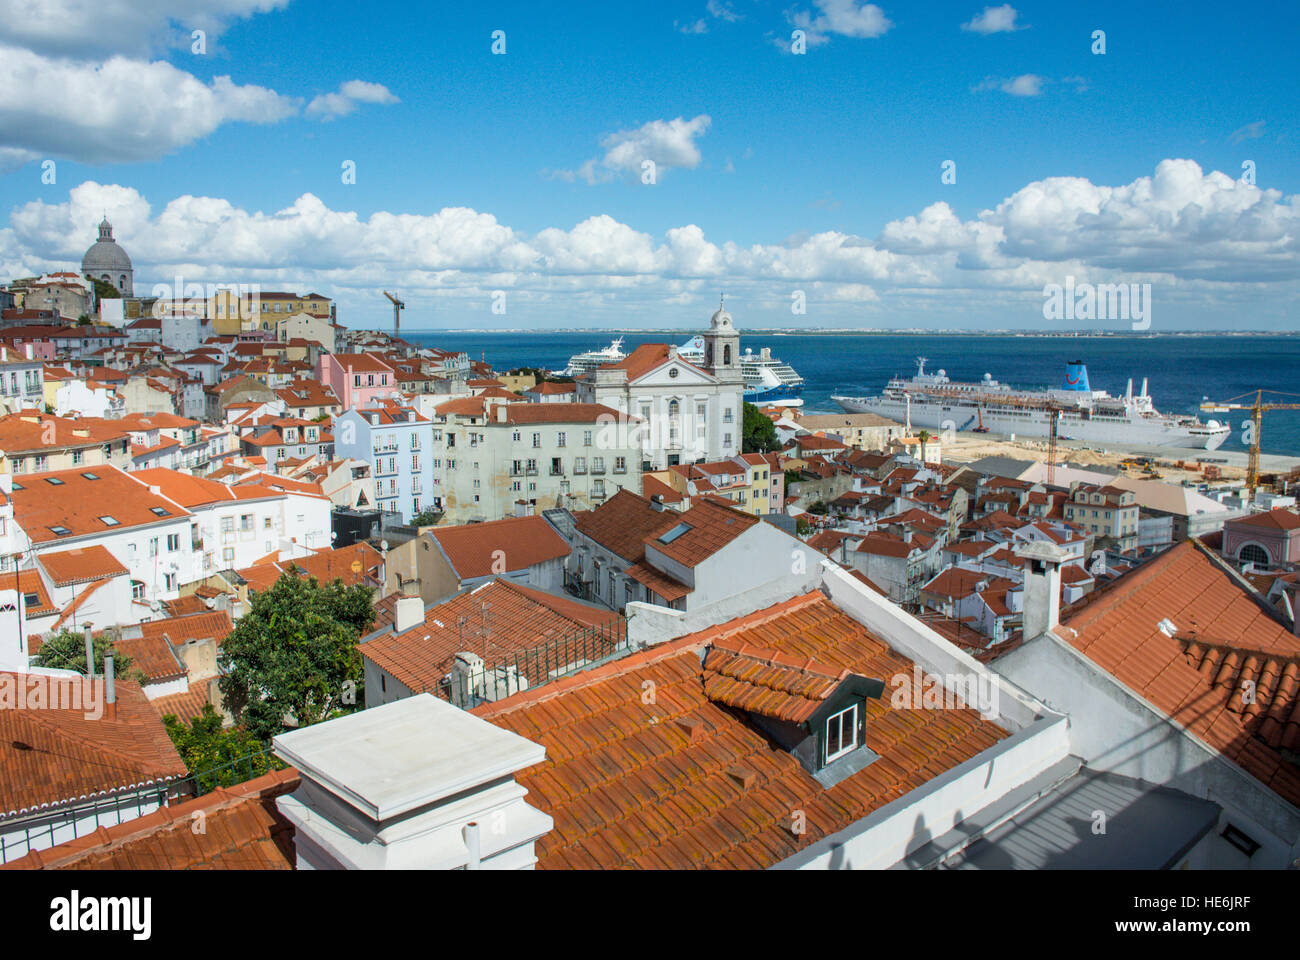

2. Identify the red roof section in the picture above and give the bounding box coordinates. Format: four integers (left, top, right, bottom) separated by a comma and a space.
36, 545, 129, 587
430, 515, 569, 579
474, 591, 1007, 869
1062, 540, 1300, 806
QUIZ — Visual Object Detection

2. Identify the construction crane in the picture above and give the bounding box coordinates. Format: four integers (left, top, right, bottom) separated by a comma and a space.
383, 290, 404, 340
1201, 390, 1300, 504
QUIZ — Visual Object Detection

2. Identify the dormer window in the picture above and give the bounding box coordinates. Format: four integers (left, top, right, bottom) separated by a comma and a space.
824, 704, 858, 763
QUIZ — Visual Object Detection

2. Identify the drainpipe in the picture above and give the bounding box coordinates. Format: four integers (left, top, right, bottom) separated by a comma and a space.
464, 821, 481, 870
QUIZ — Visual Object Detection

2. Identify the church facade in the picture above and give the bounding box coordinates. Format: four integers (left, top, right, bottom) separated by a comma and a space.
577, 304, 745, 471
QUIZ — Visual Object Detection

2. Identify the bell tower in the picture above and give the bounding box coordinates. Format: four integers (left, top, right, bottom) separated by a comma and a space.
703, 296, 741, 382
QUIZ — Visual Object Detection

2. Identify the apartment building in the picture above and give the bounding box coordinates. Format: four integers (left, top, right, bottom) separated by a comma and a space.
334, 403, 434, 522
429, 397, 643, 524
0, 347, 43, 413
8, 466, 197, 607
317, 352, 397, 410
133, 468, 332, 582
0, 412, 131, 475
1064, 482, 1139, 552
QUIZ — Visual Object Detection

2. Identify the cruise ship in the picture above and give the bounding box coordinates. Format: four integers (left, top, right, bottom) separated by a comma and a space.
832, 358, 1229, 450
559, 338, 627, 377
740, 346, 804, 406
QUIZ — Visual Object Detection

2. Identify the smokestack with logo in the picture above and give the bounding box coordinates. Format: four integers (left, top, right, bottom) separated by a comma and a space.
1062, 361, 1090, 393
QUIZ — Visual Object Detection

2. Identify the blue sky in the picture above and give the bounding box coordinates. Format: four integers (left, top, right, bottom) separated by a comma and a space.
1, 0, 1297, 330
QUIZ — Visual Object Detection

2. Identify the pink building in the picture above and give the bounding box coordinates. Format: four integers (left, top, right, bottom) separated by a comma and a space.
1223, 508, 1300, 568
317, 352, 397, 410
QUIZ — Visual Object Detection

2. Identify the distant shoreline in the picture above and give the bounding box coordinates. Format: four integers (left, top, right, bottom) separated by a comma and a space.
392, 329, 1299, 337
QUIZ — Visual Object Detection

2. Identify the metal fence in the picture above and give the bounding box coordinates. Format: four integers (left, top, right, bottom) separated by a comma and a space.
172, 748, 287, 801
443, 618, 629, 708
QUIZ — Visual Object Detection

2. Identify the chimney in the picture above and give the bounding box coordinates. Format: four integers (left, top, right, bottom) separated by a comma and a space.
650, 494, 665, 511
104, 653, 116, 705
273, 695, 552, 869
1015, 541, 1070, 641
394, 596, 424, 634
83, 624, 95, 677
24, 344, 33, 360
496, 403, 507, 424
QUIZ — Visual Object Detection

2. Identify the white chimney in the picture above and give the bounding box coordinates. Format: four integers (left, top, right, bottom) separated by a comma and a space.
394, 596, 424, 633
25, 344, 33, 360
273, 695, 552, 869
496, 403, 507, 423
1015, 541, 1071, 640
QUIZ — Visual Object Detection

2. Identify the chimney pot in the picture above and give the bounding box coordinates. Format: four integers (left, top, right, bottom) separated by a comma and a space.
394, 596, 425, 634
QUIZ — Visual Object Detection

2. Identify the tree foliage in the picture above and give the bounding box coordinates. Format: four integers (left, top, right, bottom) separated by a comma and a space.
807, 500, 829, 516
742, 402, 781, 454
410, 508, 442, 527
218, 572, 374, 741
795, 517, 813, 537
163, 705, 273, 779
30, 628, 136, 679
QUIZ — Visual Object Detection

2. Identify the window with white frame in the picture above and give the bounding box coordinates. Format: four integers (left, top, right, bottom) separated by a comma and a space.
824, 704, 858, 763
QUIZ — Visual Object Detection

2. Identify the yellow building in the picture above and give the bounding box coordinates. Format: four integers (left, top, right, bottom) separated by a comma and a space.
209, 290, 331, 335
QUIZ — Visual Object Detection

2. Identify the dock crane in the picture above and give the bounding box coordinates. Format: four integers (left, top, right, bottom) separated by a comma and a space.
1201, 390, 1300, 504
383, 290, 404, 340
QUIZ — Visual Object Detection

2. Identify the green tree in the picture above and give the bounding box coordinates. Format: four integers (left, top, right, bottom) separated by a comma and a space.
742, 402, 781, 454
795, 517, 813, 537
807, 500, 829, 516
86, 276, 119, 308
31, 628, 136, 679
410, 508, 442, 527
163, 705, 276, 786
218, 572, 374, 741
917, 429, 931, 463
784, 468, 803, 487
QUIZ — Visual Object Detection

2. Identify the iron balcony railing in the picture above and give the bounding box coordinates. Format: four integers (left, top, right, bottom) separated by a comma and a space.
442, 618, 628, 709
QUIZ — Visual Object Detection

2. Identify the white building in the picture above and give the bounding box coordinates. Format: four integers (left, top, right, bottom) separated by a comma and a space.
576, 304, 745, 471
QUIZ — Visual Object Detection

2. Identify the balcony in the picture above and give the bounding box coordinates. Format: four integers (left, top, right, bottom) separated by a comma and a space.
573, 463, 587, 475
525, 467, 538, 477
613, 465, 626, 474
549, 468, 565, 477
590, 465, 606, 475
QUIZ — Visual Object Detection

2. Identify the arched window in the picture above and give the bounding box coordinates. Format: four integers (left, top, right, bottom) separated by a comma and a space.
668, 400, 680, 417
1239, 543, 1271, 566
119, 275, 127, 291
723, 344, 732, 365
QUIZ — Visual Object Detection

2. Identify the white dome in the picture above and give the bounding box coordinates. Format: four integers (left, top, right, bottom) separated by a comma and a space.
710, 305, 733, 329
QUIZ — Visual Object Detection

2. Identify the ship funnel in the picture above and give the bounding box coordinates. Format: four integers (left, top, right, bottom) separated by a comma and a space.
1140, 377, 1148, 398
1125, 378, 1133, 402
1062, 361, 1090, 393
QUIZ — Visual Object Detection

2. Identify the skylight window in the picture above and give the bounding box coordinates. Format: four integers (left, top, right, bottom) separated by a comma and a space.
81, 472, 99, 480
45, 477, 65, 485
150, 506, 170, 517
99, 516, 120, 526
48, 525, 71, 536
658, 522, 693, 545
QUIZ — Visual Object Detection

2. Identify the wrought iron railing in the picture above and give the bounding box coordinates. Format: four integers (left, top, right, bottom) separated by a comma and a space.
442, 618, 629, 709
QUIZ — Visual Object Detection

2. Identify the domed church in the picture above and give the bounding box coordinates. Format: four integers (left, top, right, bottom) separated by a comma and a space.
81, 217, 133, 296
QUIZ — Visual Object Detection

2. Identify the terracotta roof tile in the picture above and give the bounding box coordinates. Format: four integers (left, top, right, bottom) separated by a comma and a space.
646, 499, 759, 568
36, 545, 129, 586
1, 768, 298, 870
474, 591, 1006, 869
0, 674, 187, 818
429, 515, 569, 579
1062, 540, 1300, 807
575, 490, 681, 563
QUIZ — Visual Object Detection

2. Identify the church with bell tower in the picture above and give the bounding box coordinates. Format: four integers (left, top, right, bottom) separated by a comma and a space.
702, 297, 743, 385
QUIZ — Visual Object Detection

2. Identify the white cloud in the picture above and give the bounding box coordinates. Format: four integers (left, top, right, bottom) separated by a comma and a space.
676, 19, 709, 35
0, 45, 299, 164
789, 0, 893, 47
556, 115, 712, 184
4, 161, 1296, 325
306, 80, 399, 120
0, 0, 291, 59
707, 0, 741, 22
961, 4, 1022, 34
972, 73, 1043, 96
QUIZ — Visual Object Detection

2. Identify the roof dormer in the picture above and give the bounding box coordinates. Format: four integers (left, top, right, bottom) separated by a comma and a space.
702, 640, 885, 787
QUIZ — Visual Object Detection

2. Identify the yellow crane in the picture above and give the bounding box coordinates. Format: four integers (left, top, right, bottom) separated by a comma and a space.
383, 290, 404, 339
1201, 390, 1300, 503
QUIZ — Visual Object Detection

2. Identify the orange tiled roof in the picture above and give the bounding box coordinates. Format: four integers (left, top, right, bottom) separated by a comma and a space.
236, 542, 383, 592
429, 515, 569, 579
575, 489, 681, 563
0, 413, 127, 454
1061, 540, 1300, 806
624, 560, 690, 602
150, 678, 219, 726
361, 578, 620, 694
0, 675, 187, 818
10, 467, 188, 543
702, 637, 853, 723
1230, 508, 1300, 532
2, 768, 299, 870
646, 498, 759, 568
502, 403, 636, 425
474, 591, 1007, 869
17, 569, 56, 619
36, 545, 128, 587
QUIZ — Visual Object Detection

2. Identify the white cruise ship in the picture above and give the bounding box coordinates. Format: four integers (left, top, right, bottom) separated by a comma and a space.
559, 338, 626, 377
832, 358, 1229, 450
